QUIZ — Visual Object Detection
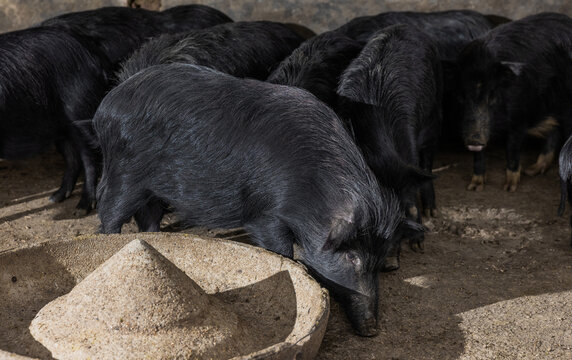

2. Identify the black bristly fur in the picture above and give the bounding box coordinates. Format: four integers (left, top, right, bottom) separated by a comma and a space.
560, 137, 572, 247
117, 21, 305, 83
557, 47, 572, 246
266, 31, 363, 108
337, 24, 442, 250
457, 13, 572, 191
41, 5, 232, 78
335, 10, 500, 61
94, 63, 421, 336
335, 9, 508, 147
10, 5, 231, 212
337, 25, 442, 207
158, 5, 233, 32
0, 27, 108, 210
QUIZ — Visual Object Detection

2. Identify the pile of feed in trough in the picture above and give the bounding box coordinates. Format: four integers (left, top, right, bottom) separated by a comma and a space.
29, 239, 266, 359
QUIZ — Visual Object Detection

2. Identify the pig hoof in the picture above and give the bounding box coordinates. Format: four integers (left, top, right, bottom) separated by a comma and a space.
503, 168, 521, 192
524, 151, 554, 176
423, 208, 438, 218
356, 327, 378, 337
73, 207, 91, 217
524, 163, 543, 176
407, 205, 418, 219
49, 189, 71, 203
381, 256, 399, 272
467, 174, 485, 191
409, 237, 424, 253
76, 198, 95, 214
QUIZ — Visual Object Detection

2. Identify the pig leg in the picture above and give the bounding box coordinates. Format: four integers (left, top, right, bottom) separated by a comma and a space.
381, 242, 400, 271
75, 146, 99, 213
245, 216, 295, 258
524, 129, 558, 176
503, 132, 524, 192
134, 197, 165, 232
467, 150, 486, 191
568, 182, 572, 247
50, 140, 81, 203
419, 147, 437, 217
70, 122, 100, 213
402, 189, 424, 252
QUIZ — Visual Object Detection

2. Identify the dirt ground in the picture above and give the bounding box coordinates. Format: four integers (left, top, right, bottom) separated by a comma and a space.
1, 143, 572, 359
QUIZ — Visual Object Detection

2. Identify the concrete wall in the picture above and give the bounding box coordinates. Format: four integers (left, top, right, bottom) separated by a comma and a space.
1, 0, 571, 34
0, 0, 124, 33
163, 0, 572, 33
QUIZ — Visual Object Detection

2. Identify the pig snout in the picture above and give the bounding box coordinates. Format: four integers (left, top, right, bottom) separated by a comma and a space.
465, 133, 487, 152
463, 104, 490, 152
354, 314, 378, 337
348, 292, 379, 337
464, 129, 489, 152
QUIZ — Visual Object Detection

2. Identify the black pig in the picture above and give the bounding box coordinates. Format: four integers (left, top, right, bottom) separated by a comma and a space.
0, 27, 108, 209
117, 21, 306, 83
337, 25, 442, 265
336, 10, 508, 147
457, 13, 572, 192
94, 63, 422, 337
335, 10, 502, 61
267, 31, 362, 108
41, 5, 232, 77
20, 6, 231, 211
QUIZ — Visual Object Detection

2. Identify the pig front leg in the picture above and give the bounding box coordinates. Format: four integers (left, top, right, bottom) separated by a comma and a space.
504, 132, 524, 192
467, 150, 486, 191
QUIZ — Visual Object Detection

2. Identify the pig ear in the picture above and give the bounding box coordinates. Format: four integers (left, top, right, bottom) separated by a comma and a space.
500, 61, 525, 76
322, 216, 355, 251
337, 60, 380, 106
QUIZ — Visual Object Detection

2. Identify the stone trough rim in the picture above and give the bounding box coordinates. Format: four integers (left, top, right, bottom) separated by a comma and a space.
0, 233, 330, 360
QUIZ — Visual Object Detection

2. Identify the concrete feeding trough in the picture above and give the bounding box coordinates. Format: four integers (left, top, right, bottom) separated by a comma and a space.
0, 233, 329, 359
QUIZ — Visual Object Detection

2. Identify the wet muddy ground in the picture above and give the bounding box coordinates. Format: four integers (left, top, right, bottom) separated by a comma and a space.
1, 143, 572, 359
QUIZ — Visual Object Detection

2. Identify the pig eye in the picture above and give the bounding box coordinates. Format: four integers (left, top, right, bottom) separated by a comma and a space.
345, 251, 362, 268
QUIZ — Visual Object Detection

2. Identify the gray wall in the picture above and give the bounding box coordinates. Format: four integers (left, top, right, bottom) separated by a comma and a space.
163, 0, 572, 33
1, 0, 571, 34
0, 0, 123, 33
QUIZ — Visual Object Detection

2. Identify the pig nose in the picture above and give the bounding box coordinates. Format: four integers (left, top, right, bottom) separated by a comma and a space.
356, 316, 378, 337
466, 133, 486, 147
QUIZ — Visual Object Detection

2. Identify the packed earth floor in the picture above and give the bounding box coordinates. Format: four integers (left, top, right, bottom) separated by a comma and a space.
1, 142, 572, 359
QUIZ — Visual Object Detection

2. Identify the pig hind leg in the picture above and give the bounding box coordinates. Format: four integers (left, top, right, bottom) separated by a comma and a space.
419, 147, 437, 217
383, 188, 422, 271
401, 189, 424, 252
50, 139, 82, 203
568, 181, 572, 247
71, 122, 101, 213
524, 128, 559, 176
